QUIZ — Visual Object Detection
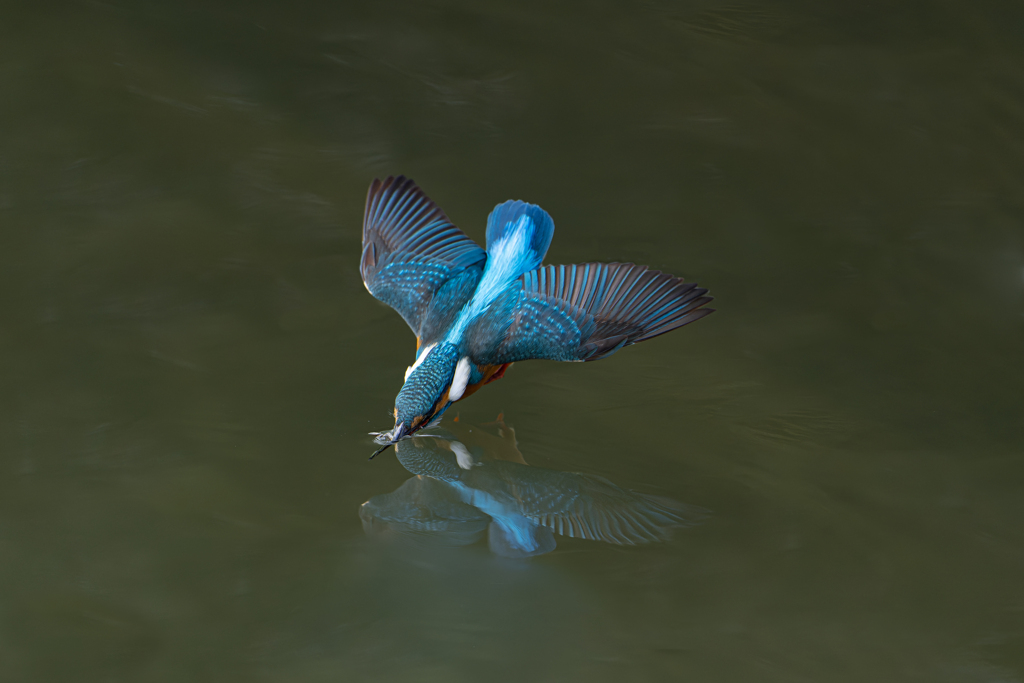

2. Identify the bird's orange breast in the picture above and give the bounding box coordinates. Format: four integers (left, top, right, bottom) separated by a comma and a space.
457, 363, 512, 401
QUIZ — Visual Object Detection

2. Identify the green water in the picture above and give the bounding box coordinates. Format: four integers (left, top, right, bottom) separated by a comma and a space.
2, 1, 1023, 681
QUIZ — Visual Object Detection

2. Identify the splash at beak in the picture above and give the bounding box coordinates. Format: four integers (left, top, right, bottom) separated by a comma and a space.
368, 422, 410, 460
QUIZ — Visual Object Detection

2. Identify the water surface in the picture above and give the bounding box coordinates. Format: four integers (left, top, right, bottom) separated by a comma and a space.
1, 1, 1023, 681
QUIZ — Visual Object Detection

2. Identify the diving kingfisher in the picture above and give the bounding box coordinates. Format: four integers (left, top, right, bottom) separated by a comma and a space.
362, 176, 714, 458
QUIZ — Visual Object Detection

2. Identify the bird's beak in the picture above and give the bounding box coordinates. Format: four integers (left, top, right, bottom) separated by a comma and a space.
368, 421, 410, 460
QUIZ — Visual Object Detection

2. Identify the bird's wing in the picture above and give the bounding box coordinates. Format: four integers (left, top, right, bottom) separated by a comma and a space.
464, 262, 713, 364
361, 176, 487, 346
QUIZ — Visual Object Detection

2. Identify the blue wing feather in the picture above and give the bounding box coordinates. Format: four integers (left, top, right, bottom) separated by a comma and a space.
361, 176, 486, 344
465, 262, 713, 364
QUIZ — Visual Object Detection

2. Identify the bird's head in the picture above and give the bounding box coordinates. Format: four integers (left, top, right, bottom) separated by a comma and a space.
370, 343, 469, 459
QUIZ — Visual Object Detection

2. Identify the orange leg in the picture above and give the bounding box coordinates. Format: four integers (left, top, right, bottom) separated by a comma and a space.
486, 363, 512, 384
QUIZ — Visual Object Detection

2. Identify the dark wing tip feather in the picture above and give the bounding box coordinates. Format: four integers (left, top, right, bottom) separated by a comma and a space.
632, 302, 714, 344
362, 175, 485, 271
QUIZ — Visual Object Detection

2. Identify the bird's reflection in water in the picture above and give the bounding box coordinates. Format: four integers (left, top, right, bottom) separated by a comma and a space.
360, 418, 707, 558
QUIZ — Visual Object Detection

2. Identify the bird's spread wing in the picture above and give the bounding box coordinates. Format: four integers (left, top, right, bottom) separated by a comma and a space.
361, 176, 487, 345
464, 262, 713, 364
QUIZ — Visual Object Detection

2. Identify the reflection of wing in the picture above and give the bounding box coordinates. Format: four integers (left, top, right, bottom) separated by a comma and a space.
387, 435, 707, 551
465, 262, 713, 364
498, 468, 708, 545
359, 476, 488, 547
361, 176, 487, 345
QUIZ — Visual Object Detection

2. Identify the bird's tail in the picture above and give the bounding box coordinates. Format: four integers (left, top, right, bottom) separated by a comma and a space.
484, 200, 555, 278
487, 515, 557, 558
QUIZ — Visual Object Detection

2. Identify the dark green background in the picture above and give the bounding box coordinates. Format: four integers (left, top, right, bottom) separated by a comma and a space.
1, 1, 1022, 681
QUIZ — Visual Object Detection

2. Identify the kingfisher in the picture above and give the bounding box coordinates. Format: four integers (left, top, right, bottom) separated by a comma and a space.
362, 176, 714, 458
